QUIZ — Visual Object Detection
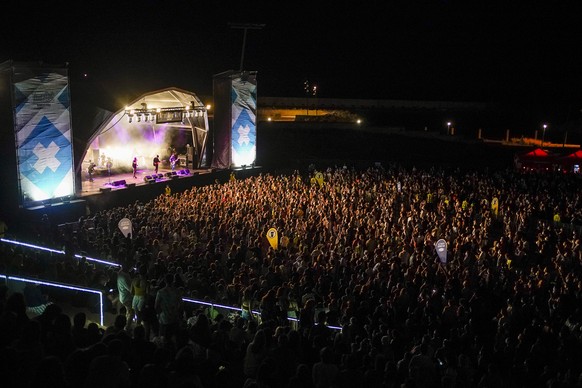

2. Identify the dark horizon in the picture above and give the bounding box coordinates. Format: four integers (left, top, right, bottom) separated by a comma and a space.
3, 2, 582, 143
3, 2, 582, 101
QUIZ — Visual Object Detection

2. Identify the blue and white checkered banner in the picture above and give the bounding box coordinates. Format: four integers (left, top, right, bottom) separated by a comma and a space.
13, 71, 74, 205
231, 74, 257, 167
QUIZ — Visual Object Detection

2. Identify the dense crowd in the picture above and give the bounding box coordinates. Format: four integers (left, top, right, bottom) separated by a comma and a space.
1, 163, 582, 388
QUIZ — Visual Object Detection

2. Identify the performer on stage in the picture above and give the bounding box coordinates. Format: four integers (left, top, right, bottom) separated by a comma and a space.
88, 160, 96, 182
106, 158, 113, 176
132, 157, 138, 178
169, 153, 177, 172
153, 155, 160, 174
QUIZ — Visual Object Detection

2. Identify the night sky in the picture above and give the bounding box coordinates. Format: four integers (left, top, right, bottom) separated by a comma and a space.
3, 1, 582, 119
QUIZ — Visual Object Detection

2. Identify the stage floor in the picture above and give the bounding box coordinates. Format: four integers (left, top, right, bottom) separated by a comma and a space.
79, 166, 212, 197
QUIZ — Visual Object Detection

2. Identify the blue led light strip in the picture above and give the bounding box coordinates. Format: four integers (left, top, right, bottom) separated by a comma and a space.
0, 238, 121, 268
73, 254, 121, 267
1, 238, 65, 254
0, 273, 104, 326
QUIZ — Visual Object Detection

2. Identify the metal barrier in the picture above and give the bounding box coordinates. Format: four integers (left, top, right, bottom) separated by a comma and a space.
0, 273, 105, 326
181, 297, 341, 331
1, 238, 121, 268
0, 238, 342, 331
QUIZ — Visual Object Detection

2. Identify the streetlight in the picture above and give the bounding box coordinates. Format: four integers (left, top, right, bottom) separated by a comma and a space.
542, 124, 547, 147
312, 85, 318, 116
304, 80, 310, 115
447, 122, 451, 135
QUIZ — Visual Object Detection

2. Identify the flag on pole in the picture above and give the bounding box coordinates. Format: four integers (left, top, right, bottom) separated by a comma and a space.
435, 239, 447, 264
118, 218, 133, 238
315, 172, 324, 187
266, 227, 278, 250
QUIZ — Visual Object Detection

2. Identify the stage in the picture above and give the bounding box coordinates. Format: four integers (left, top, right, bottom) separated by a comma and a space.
79, 165, 212, 197
15, 165, 263, 234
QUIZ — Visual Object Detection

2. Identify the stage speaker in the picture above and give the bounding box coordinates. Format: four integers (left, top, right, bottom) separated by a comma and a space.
144, 176, 152, 182
165, 172, 173, 178
100, 187, 112, 193
157, 173, 164, 179
171, 171, 177, 176
113, 179, 126, 187
183, 169, 190, 175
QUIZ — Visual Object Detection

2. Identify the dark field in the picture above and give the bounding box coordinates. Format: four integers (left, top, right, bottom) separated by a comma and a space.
256, 123, 517, 172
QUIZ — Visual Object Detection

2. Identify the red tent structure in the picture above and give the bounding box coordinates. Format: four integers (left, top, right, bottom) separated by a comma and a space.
556, 149, 582, 173
514, 148, 559, 172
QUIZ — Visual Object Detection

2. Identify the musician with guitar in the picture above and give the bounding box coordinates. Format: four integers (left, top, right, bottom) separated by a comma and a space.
153, 155, 160, 174
169, 152, 177, 172
88, 160, 96, 182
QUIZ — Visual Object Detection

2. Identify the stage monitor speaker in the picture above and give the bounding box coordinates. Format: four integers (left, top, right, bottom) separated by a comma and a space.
157, 173, 164, 179
183, 169, 190, 175
100, 187, 112, 193
144, 176, 152, 182
165, 172, 173, 178
171, 171, 177, 176
113, 179, 126, 187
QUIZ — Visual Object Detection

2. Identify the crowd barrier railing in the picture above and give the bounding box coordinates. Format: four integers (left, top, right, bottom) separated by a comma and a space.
0, 238, 342, 331
0, 273, 105, 326
181, 297, 342, 331
1, 238, 121, 268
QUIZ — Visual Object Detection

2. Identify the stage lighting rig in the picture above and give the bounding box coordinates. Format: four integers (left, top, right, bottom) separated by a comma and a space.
125, 101, 206, 124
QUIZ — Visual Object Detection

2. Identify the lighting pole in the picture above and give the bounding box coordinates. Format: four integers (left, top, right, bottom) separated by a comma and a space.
228, 23, 265, 72
304, 80, 310, 115
313, 85, 318, 116
542, 124, 547, 148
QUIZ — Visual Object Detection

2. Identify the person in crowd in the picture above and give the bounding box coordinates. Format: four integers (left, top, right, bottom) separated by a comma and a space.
117, 263, 133, 329
131, 265, 148, 326
312, 346, 338, 388
23, 281, 51, 317
154, 273, 183, 344
243, 328, 270, 380
2, 163, 582, 388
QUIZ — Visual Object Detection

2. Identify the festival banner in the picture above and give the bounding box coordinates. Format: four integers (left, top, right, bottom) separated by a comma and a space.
266, 227, 278, 250
231, 72, 257, 167
435, 238, 448, 264
12, 66, 75, 205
